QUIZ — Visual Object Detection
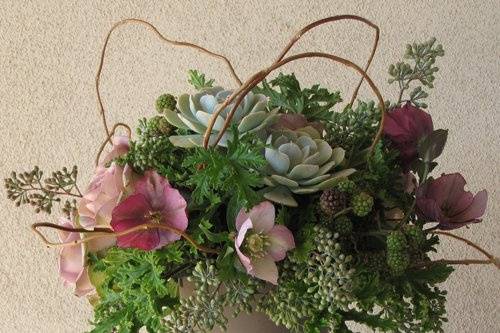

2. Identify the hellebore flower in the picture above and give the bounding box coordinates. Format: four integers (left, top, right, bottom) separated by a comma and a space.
100, 135, 130, 166
58, 218, 114, 296
78, 135, 131, 229
235, 201, 295, 284
271, 113, 324, 134
416, 173, 488, 230
383, 103, 433, 169
111, 171, 188, 251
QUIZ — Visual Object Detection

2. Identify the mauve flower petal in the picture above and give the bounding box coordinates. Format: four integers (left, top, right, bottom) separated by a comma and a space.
247, 201, 275, 233
250, 255, 279, 285
74, 267, 94, 297
87, 233, 116, 252
101, 135, 129, 166
162, 208, 188, 232
113, 218, 160, 250
235, 218, 253, 272
451, 190, 488, 223
416, 197, 442, 222
111, 194, 151, 221
267, 225, 295, 261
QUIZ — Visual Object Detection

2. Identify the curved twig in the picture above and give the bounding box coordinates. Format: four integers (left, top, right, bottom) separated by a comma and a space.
204, 52, 385, 152
31, 222, 220, 254
413, 258, 496, 268
95, 122, 132, 166
431, 230, 499, 269
96, 18, 242, 137
275, 15, 380, 105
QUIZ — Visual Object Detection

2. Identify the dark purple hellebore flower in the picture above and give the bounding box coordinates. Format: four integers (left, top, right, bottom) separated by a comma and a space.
384, 103, 433, 169
416, 173, 488, 230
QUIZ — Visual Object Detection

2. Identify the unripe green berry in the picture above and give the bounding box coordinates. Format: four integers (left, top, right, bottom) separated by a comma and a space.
351, 192, 374, 217
333, 216, 353, 236
156, 93, 177, 113
336, 179, 357, 194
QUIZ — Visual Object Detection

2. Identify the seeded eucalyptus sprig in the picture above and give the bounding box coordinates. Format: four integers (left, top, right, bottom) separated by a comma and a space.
388, 38, 444, 108
4, 165, 81, 214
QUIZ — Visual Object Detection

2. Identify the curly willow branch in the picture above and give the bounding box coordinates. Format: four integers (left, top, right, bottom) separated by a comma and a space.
96, 18, 243, 137
203, 16, 385, 151
31, 222, 220, 255
431, 230, 500, 269
204, 52, 385, 151
275, 15, 380, 105
95, 122, 132, 166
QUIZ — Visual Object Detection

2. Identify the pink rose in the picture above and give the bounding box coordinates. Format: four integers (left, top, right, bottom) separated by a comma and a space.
57, 218, 114, 296
235, 201, 295, 285
78, 136, 131, 230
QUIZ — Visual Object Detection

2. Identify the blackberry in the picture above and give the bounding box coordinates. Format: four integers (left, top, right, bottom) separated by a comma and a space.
404, 224, 425, 249
351, 192, 374, 217
386, 230, 407, 251
320, 188, 347, 215
333, 216, 353, 236
387, 250, 410, 276
336, 179, 357, 194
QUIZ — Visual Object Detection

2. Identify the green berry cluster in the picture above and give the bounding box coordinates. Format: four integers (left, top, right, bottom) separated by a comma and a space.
223, 278, 260, 317
404, 224, 425, 249
336, 179, 357, 194
360, 251, 388, 272
386, 231, 410, 276
258, 226, 354, 332
165, 261, 227, 332
155, 93, 177, 113
351, 192, 374, 217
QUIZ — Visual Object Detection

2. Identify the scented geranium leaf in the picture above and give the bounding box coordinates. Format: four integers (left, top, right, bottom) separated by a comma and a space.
183, 127, 266, 209
255, 72, 342, 122
418, 129, 448, 162
199, 219, 229, 243
342, 310, 397, 331
406, 264, 454, 284
188, 69, 215, 90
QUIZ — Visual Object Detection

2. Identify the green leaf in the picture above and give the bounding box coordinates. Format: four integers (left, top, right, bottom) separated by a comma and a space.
418, 129, 448, 162
406, 264, 454, 284
199, 219, 229, 243
187, 69, 215, 90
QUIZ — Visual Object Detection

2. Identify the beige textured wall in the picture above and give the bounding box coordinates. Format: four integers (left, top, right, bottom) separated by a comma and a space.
0, 1, 498, 332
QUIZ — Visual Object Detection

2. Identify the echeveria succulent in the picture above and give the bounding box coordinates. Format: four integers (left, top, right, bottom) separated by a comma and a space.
163, 87, 278, 147
263, 127, 355, 206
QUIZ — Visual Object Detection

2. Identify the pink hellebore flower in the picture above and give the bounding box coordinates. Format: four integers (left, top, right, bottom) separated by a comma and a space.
416, 173, 488, 230
58, 218, 113, 296
78, 136, 131, 230
235, 201, 295, 285
272, 113, 324, 134
383, 103, 433, 169
110, 171, 188, 251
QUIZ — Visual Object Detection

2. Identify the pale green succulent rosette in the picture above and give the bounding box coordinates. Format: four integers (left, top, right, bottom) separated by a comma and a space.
263, 126, 355, 207
163, 87, 279, 147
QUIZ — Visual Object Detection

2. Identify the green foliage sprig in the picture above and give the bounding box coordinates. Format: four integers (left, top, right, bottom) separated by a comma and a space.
183, 128, 266, 210
4, 165, 81, 214
255, 73, 342, 122
388, 38, 444, 108
188, 69, 215, 90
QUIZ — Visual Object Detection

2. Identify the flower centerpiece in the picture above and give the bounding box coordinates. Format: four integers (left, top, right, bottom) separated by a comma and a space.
5, 15, 498, 333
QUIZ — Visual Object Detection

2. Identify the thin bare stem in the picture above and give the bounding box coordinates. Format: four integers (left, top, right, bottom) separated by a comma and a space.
204, 52, 385, 153
31, 222, 220, 255
431, 230, 499, 268
96, 18, 242, 137
95, 122, 132, 166
413, 258, 496, 268
275, 15, 380, 105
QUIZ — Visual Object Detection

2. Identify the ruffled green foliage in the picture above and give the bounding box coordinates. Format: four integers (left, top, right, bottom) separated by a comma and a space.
182, 128, 266, 210
188, 69, 215, 90
89, 246, 184, 333
255, 72, 342, 122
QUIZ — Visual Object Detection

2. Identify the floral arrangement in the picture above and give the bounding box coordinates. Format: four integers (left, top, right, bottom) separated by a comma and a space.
5, 16, 498, 333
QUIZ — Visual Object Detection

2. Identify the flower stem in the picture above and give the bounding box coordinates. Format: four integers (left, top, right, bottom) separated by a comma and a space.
31, 222, 220, 254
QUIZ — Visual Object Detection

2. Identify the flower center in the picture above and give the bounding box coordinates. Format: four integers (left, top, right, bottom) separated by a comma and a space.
145, 211, 163, 224
244, 232, 270, 259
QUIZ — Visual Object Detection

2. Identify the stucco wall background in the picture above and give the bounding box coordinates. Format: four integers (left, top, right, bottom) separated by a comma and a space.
0, 1, 498, 332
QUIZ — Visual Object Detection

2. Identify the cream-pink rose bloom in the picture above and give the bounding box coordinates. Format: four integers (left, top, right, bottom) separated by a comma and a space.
57, 218, 113, 296
78, 135, 131, 230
